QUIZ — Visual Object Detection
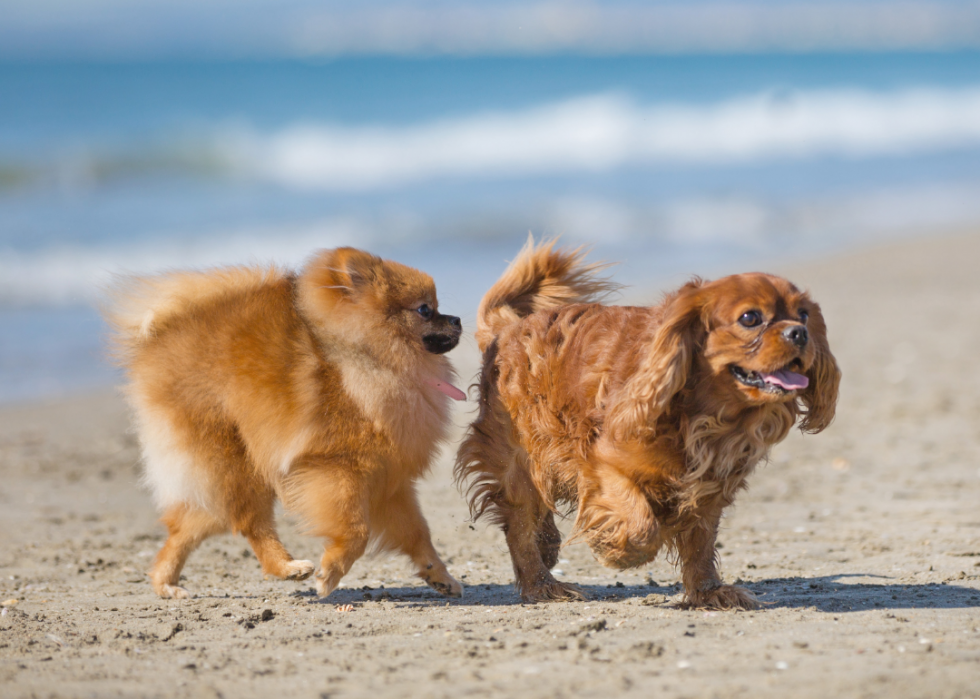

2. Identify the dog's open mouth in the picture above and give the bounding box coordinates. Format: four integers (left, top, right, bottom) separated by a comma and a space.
730, 361, 809, 393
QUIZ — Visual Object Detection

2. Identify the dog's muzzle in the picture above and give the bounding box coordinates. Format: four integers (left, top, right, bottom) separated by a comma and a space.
423, 333, 460, 354
423, 314, 462, 354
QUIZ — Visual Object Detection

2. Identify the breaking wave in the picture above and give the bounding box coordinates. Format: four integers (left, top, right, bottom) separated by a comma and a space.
242, 87, 980, 190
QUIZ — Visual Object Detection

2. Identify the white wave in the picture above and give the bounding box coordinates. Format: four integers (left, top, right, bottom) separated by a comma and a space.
243, 87, 980, 191
0, 218, 373, 307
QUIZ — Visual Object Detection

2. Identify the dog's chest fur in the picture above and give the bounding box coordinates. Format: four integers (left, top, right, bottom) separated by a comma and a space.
327, 346, 452, 472
668, 403, 797, 514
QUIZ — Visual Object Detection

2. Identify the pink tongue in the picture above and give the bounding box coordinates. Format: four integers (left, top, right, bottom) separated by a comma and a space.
425, 377, 466, 401
762, 369, 809, 390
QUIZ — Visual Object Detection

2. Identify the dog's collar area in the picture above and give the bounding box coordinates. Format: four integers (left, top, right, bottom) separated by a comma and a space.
730, 364, 809, 393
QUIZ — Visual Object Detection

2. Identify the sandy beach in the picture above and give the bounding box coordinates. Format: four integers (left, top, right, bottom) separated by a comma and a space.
2, 231, 979, 699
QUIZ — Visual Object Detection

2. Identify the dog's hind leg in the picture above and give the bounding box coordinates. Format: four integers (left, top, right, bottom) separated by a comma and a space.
456, 388, 580, 602
537, 511, 562, 571
502, 475, 583, 603
228, 478, 315, 583
374, 485, 462, 598
150, 504, 226, 599
182, 418, 314, 586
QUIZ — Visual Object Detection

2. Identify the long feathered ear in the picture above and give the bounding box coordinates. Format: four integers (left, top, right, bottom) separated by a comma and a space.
607, 281, 707, 441
798, 300, 841, 434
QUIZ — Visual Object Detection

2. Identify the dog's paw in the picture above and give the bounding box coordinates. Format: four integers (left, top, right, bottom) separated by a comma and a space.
420, 570, 463, 598
521, 579, 586, 603
588, 532, 661, 570
315, 572, 340, 598
156, 584, 192, 600
423, 573, 463, 597
283, 560, 315, 581
681, 584, 759, 611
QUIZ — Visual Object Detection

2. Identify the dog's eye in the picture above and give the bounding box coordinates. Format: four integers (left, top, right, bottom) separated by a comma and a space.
738, 310, 763, 328
416, 304, 434, 320
799, 309, 809, 323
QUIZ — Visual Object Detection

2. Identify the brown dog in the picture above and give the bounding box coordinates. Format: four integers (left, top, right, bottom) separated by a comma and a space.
106, 248, 465, 599
455, 239, 840, 607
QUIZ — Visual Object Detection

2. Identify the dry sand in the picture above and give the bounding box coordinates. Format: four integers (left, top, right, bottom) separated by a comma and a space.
2, 232, 980, 698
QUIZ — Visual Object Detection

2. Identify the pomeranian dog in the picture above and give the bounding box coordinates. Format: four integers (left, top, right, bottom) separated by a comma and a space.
106, 248, 466, 600
455, 239, 840, 607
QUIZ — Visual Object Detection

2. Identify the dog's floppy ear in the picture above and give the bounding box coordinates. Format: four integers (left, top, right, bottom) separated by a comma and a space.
607, 280, 707, 441
798, 300, 840, 434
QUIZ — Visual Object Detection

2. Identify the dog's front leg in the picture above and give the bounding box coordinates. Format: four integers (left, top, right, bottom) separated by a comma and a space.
375, 485, 462, 598
280, 458, 370, 598
315, 527, 369, 598
578, 443, 663, 569
676, 502, 758, 610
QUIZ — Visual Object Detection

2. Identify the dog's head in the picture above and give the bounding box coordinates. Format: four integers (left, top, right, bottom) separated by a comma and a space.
297, 247, 461, 356
699, 274, 832, 410
610, 273, 840, 438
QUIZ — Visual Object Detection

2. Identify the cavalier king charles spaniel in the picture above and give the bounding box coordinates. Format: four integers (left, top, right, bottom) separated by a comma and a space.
455, 239, 840, 608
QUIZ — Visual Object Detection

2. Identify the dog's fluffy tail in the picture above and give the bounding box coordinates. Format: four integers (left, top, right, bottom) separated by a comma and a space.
103, 266, 282, 364
475, 237, 619, 351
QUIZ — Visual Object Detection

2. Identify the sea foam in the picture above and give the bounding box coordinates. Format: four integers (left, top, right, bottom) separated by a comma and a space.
245, 87, 980, 190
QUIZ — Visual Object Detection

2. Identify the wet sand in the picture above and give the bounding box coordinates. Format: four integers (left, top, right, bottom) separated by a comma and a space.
2, 231, 979, 698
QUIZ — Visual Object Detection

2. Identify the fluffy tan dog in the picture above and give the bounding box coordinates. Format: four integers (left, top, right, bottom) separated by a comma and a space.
106, 248, 465, 599
455, 240, 840, 607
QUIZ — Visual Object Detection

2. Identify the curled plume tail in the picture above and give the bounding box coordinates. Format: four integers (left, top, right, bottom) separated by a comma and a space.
103, 266, 282, 365
475, 236, 619, 351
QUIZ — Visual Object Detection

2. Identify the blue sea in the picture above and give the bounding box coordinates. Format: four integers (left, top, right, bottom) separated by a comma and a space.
2, 53, 980, 403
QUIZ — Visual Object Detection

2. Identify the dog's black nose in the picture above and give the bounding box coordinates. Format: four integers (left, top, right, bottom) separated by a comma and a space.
782, 324, 808, 348
446, 315, 462, 330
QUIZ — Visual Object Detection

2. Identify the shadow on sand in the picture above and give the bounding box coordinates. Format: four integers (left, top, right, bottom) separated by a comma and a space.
295, 573, 980, 613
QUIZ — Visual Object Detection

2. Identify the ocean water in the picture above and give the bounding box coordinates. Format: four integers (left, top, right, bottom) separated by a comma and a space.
2, 53, 980, 403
